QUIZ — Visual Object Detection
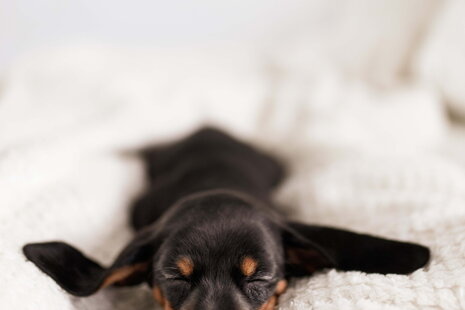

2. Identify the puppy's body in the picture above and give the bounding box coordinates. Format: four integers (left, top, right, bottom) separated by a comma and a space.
23, 127, 430, 310
131, 128, 284, 231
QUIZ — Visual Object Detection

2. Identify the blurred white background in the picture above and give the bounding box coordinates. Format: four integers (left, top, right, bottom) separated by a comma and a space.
2, 0, 316, 74
0, 0, 442, 85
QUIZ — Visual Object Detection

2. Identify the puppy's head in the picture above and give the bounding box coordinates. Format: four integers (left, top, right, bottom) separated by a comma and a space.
148, 192, 289, 310
23, 191, 429, 310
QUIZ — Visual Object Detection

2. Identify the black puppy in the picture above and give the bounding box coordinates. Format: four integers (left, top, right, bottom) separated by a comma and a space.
23, 127, 430, 310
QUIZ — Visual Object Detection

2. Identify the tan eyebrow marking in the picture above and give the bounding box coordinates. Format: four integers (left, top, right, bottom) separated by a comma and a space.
176, 256, 194, 277
241, 256, 258, 276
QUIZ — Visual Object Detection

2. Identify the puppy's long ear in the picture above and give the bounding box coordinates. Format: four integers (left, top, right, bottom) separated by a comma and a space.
23, 229, 161, 296
283, 222, 430, 277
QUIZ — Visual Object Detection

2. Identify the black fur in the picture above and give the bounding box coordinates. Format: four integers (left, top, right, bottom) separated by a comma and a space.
23, 127, 430, 309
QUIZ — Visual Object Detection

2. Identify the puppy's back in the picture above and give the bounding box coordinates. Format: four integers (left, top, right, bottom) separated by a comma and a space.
141, 127, 285, 191
131, 127, 285, 230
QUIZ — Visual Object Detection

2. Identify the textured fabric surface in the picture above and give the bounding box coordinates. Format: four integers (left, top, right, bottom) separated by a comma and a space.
1, 5, 465, 307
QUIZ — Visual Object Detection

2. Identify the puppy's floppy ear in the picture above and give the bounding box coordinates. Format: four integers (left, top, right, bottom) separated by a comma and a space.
23, 229, 161, 296
283, 221, 430, 277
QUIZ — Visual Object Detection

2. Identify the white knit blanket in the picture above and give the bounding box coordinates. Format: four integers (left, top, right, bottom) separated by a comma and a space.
1, 27, 465, 310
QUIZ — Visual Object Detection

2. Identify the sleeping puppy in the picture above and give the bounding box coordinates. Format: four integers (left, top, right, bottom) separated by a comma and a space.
23, 127, 430, 310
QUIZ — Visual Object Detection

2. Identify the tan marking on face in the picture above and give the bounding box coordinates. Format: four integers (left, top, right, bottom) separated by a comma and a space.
100, 262, 148, 288
275, 280, 288, 295
259, 295, 277, 310
152, 286, 165, 306
164, 301, 173, 310
258, 280, 287, 310
176, 256, 194, 277
153, 287, 173, 310
241, 256, 258, 277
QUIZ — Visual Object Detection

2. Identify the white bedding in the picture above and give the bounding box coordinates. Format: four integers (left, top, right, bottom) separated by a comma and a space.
2, 2, 465, 309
